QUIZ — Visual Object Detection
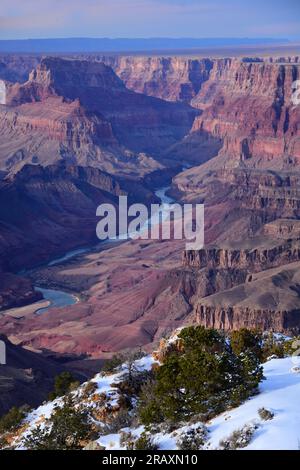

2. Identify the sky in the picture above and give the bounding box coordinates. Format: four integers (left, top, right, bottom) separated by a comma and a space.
0, 0, 299, 40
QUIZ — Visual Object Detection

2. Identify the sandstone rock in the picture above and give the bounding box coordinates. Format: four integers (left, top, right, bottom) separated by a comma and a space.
191, 59, 300, 167
100, 56, 213, 102
83, 441, 105, 451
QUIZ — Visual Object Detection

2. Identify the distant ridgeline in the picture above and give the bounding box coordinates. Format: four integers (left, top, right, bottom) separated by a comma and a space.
0, 37, 290, 53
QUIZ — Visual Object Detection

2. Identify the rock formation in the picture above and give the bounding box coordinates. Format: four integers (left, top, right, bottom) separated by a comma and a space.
0, 57, 198, 176
100, 56, 214, 102
0, 161, 156, 272
190, 59, 300, 167
1, 54, 300, 355
0, 273, 42, 311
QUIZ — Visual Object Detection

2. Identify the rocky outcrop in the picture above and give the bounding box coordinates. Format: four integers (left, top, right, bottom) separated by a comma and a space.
0, 57, 198, 175
19, 57, 198, 154
191, 59, 300, 167
0, 161, 156, 272
173, 164, 300, 248
183, 239, 300, 273
195, 304, 299, 333
0, 55, 40, 83
100, 56, 214, 102
0, 273, 42, 310
194, 260, 300, 334
263, 219, 300, 239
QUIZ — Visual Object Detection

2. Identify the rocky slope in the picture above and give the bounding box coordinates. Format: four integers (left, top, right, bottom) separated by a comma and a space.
0, 161, 156, 273
100, 56, 214, 102
2, 335, 299, 450
0, 57, 198, 176
0, 334, 83, 416
0, 273, 42, 311
191, 59, 300, 167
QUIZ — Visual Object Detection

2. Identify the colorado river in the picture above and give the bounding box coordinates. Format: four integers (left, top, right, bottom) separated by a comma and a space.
32, 185, 174, 314
34, 287, 78, 315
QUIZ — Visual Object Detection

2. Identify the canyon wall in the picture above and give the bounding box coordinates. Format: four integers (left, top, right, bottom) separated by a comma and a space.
193, 259, 300, 334
190, 59, 300, 167
2, 54, 300, 349
0, 162, 155, 272
183, 239, 300, 272
0, 57, 198, 175
100, 56, 214, 102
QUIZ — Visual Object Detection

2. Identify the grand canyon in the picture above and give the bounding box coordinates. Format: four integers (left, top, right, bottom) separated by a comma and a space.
0, 49, 300, 416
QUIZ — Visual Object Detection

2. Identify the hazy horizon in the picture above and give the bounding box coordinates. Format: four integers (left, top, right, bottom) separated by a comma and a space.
0, 0, 299, 41
1, 37, 298, 54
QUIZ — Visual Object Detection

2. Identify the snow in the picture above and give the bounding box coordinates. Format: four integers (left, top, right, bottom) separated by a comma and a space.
12, 353, 157, 449
97, 356, 300, 451
9, 353, 300, 451
205, 357, 300, 450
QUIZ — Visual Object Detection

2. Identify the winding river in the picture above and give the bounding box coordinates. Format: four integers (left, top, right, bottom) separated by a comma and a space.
32, 185, 174, 314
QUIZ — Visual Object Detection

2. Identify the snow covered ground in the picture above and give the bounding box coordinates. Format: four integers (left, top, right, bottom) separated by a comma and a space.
8, 353, 300, 450
98, 356, 300, 450
12, 354, 157, 449
206, 357, 300, 450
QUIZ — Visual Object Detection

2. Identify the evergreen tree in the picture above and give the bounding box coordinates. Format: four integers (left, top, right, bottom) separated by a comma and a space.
139, 326, 263, 425
49, 371, 79, 400
24, 396, 94, 450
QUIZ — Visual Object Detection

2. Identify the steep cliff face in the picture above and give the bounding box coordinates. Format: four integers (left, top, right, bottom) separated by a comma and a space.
0, 96, 138, 175
0, 162, 155, 272
0, 57, 198, 174
0, 55, 40, 83
183, 239, 300, 273
100, 56, 214, 102
25, 57, 198, 153
194, 261, 300, 334
191, 59, 300, 167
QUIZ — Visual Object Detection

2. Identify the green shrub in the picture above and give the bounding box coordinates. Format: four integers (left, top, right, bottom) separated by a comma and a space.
0, 405, 29, 433
115, 369, 154, 398
23, 396, 94, 450
261, 332, 285, 361
138, 326, 263, 425
48, 371, 78, 400
134, 432, 158, 451
219, 424, 258, 450
177, 425, 208, 450
230, 329, 263, 360
258, 407, 274, 421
